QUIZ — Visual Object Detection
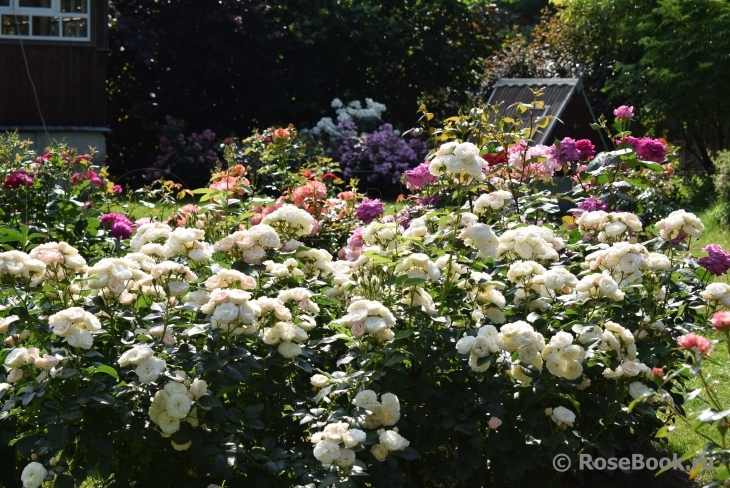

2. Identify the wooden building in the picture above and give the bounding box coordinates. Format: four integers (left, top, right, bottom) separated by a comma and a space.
486, 78, 608, 151
0, 0, 108, 162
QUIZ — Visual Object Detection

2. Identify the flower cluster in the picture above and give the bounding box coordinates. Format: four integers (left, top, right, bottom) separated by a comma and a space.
149, 380, 207, 450
655, 209, 704, 242
574, 211, 643, 243
337, 300, 397, 341
429, 142, 489, 182
311, 422, 367, 468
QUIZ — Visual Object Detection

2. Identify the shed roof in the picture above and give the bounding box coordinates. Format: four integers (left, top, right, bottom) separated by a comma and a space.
485, 78, 594, 145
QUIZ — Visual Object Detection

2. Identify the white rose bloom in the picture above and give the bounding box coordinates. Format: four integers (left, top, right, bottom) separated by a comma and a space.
310, 374, 328, 388
165, 393, 193, 419
118, 344, 154, 367
136, 357, 166, 384
190, 379, 208, 399
370, 443, 389, 462
353, 390, 379, 410
157, 411, 181, 434
456, 335, 477, 355
313, 439, 341, 465
65, 328, 94, 349
5, 347, 29, 368
628, 382, 655, 399
335, 448, 357, 468
551, 406, 576, 427
379, 430, 406, 451
323, 422, 350, 442
278, 341, 302, 358
342, 428, 366, 448
21, 462, 47, 488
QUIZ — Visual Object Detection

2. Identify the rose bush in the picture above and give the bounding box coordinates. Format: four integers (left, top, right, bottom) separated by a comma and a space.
0, 99, 726, 488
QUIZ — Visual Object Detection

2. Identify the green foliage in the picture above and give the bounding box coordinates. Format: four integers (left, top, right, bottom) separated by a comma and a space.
711, 151, 730, 229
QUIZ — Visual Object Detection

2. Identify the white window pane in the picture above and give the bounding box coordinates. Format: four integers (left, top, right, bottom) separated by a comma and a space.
1, 15, 29, 35
61, 16, 85, 37
19, 0, 51, 7
32, 15, 58, 36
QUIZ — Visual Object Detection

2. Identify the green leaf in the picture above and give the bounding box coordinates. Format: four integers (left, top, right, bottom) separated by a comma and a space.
196, 395, 222, 409
384, 352, 408, 367
244, 404, 264, 418
93, 365, 119, 380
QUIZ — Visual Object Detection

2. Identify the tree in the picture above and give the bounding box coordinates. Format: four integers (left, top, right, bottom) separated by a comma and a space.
106, 0, 503, 184
483, 0, 730, 172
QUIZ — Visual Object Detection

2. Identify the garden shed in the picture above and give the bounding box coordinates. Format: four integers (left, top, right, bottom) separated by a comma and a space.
486, 77, 609, 151
0, 0, 108, 162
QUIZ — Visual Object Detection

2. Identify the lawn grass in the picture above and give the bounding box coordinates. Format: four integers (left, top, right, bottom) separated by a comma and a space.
659, 203, 730, 485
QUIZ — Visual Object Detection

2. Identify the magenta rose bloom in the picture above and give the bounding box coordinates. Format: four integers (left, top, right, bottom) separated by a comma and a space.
404, 162, 437, 190
616, 136, 641, 150
579, 197, 608, 212
3, 170, 34, 189
575, 139, 596, 161
613, 105, 634, 121
356, 198, 385, 224
698, 244, 730, 276
101, 213, 134, 239
635, 137, 666, 163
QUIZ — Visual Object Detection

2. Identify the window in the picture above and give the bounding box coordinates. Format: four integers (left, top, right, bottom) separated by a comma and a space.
0, 0, 88, 40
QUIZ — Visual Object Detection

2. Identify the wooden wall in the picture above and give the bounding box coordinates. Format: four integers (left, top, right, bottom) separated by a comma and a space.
0, 0, 107, 128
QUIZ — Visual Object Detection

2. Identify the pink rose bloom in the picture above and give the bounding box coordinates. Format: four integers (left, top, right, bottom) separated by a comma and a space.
210, 176, 245, 195
35, 354, 60, 369
575, 139, 596, 161
7, 369, 23, 382
356, 198, 385, 224
3, 170, 34, 189
635, 137, 666, 163
179, 204, 199, 215
613, 105, 634, 120
677, 334, 713, 356
112, 184, 123, 194
699, 244, 730, 276
272, 128, 290, 141
404, 162, 437, 190
711, 311, 730, 331
488, 417, 502, 429
351, 322, 366, 338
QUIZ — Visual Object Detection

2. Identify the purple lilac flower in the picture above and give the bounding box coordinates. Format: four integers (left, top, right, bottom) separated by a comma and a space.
335, 122, 428, 185
100, 213, 134, 240
613, 106, 634, 120
698, 244, 730, 276
3, 170, 34, 189
579, 197, 608, 212
404, 162, 436, 190
356, 198, 385, 224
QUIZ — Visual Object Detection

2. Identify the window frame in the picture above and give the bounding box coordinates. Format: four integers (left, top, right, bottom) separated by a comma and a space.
0, 0, 90, 42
